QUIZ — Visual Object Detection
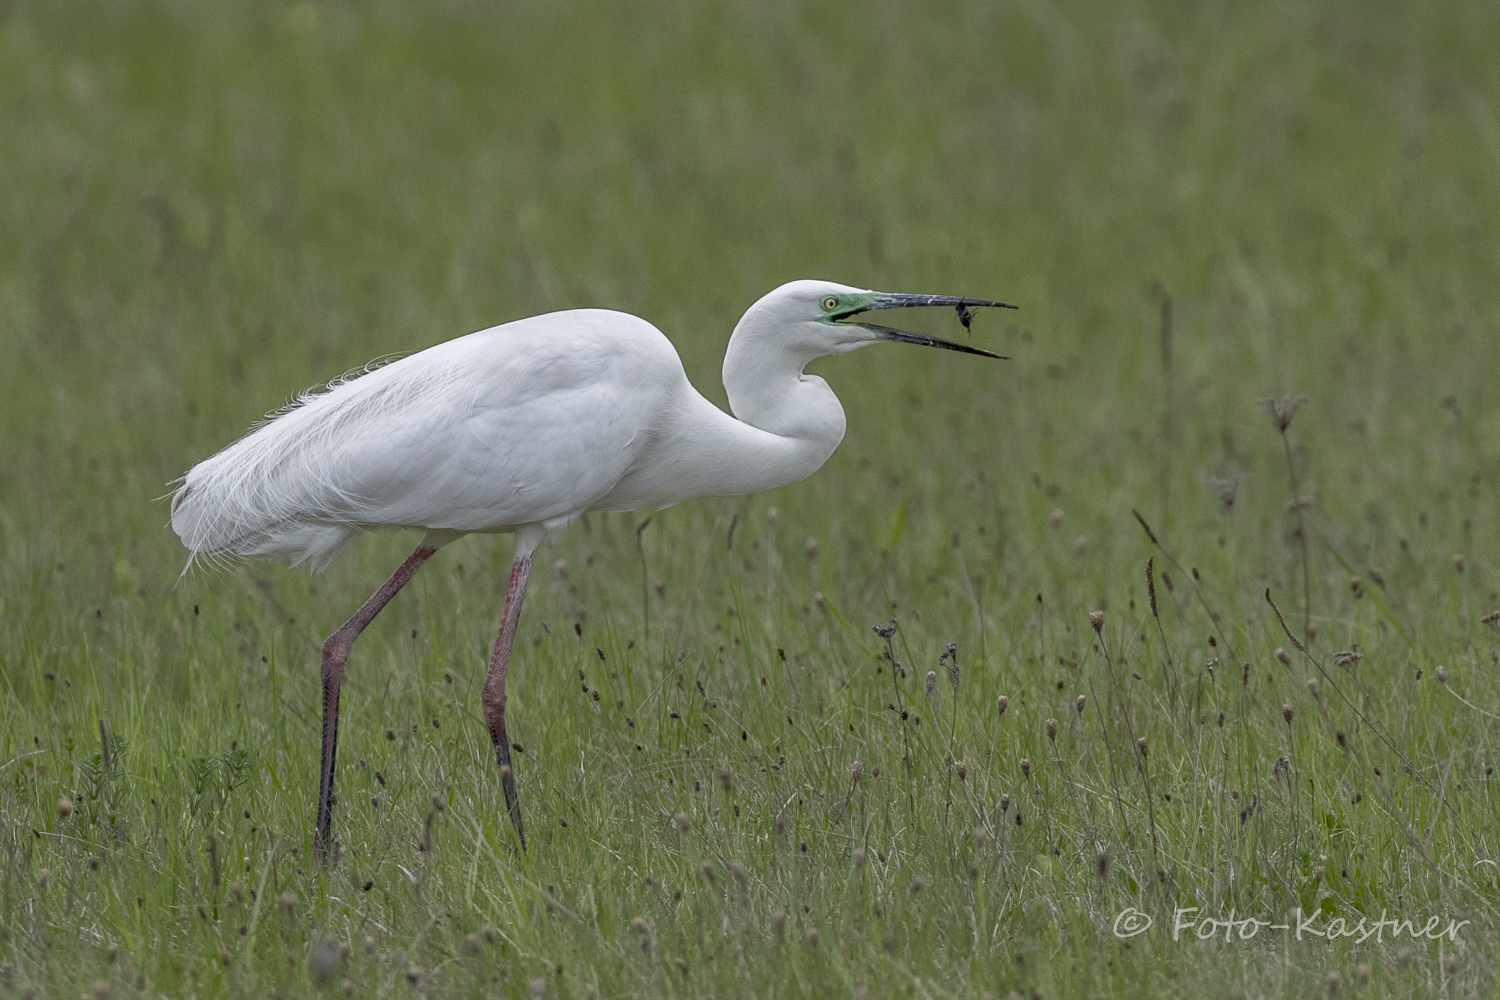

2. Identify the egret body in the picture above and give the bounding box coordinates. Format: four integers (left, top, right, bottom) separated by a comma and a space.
171, 279, 1010, 853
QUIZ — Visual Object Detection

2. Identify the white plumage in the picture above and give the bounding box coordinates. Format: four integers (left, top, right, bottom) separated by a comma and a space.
170, 279, 1008, 854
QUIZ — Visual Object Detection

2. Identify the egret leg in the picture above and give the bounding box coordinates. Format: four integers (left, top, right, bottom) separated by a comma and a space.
315, 544, 437, 860
482, 552, 533, 848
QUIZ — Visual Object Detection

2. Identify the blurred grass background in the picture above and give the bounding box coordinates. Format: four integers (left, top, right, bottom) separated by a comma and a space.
3, 1, 1500, 997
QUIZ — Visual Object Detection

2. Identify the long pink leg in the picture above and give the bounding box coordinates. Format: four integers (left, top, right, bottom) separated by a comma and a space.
315, 544, 437, 859
483, 552, 533, 848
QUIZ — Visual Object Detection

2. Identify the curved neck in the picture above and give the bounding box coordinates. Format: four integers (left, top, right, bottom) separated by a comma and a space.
594, 313, 849, 513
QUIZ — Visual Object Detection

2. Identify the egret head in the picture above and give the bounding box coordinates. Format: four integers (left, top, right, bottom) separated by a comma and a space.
738, 279, 1014, 361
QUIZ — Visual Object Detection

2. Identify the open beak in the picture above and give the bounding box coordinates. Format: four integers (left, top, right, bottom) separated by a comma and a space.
835, 292, 1016, 358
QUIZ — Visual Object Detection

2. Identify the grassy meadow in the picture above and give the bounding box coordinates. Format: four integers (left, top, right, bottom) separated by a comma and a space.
4, 1, 1500, 996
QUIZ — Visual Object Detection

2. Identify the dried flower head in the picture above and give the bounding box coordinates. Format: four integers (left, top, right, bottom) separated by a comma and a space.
1435, 665, 1447, 684
1095, 852, 1109, 878
1136, 737, 1148, 757
908, 876, 924, 894
997, 695, 1009, 718
805, 537, 818, 560
1000, 793, 1011, 812
276, 893, 297, 913
1454, 554, 1466, 573
1045, 718, 1057, 742
57, 797, 72, 819
1257, 393, 1308, 433
1306, 678, 1320, 698
674, 812, 692, 833
1210, 474, 1245, 510
771, 908, 787, 937
1049, 508, 1064, 529
1075, 694, 1086, 715
1089, 610, 1104, 634
852, 848, 866, 868
1482, 609, 1500, 627
1275, 647, 1291, 665
1282, 703, 1295, 724
1019, 758, 1032, 778
925, 671, 937, 696
699, 861, 715, 882
1332, 650, 1362, 668
766, 507, 779, 527
850, 760, 863, 784
955, 760, 967, 781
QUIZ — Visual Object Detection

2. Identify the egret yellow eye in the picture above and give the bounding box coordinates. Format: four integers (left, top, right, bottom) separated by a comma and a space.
822, 296, 839, 311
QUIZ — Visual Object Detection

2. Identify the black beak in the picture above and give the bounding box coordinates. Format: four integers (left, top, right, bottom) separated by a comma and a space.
840, 292, 1015, 359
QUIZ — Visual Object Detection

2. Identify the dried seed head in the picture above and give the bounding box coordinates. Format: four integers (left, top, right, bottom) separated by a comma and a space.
1335, 729, 1347, 747
275, 893, 297, 913
728, 860, 747, 882
631, 917, 648, 934
1435, 665, 1448, 684
804, 928, 819, 947
674, 812, 692, 833
1257, 393, 1307, 433
1282, 703, 1295, 724
1019, 758, 1031, 778
1075, 695, 1086, 714
925, 671, 936, 696
1326, 970, 1341, 994
1136, 737, 1148, 757
955, 760, 967, 781
997, 695, 1009, 718
554, 559, 567, 579
1095, 852, 1109, 878
57, 797, 72, 818
1045, 718, 1057, 742
1306, 678, 1320, 698
766, 507, 779, 527
1074, 536, 1089, 555
364, 935, 376, 954
1312, 865, 1324, 883
1049, 508, 1064, 529
1443, 954, 1459, 975
1000, 794, 1011, 812
699, 861, 715, 882
1454, 554, 1466, 573
909, 876, 924, 894
771, 908, 787, 937
1210, 474, 1243, 509
1275, 647, 1291, 665
973, 826, 988, 848
719, 771, 732, 792
431, 793, 445, 812
850, 760, 863, 784
852, 848, 866, 868
464, 933, 481, 953
805, 538, 819, 560
1349, 576, 1363, 598
1089, 610, 1104, 634
1332, 650, 1362, 668
1355, 964, 1370, 985
309, 938, 340, 984
1397, 947, 1414, 966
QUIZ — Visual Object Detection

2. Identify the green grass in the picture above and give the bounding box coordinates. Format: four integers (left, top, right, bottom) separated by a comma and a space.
4, 1, 1500, 996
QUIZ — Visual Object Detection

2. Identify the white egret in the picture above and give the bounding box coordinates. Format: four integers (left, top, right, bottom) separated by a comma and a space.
170, 279, 1012, 853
